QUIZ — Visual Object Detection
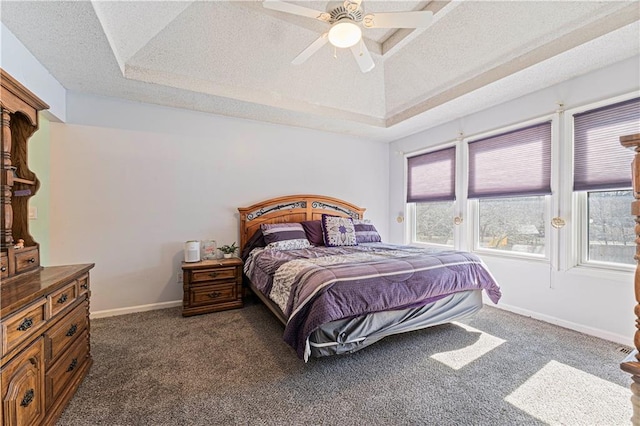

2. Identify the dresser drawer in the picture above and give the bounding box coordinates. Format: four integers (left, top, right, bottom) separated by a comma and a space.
77, 273, 90, 296
191, 266, 237, 284
0, 252, 8, 279
46, 330, 89, 407
47, 281, 78, 319
190, 283, 237, 306
14, 246, 40, 274
45, 301, 89, 365
1, 299, 47, 358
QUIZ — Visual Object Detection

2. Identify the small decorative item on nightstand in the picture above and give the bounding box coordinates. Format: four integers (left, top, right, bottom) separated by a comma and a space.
184, 240, 200, 262
219, 242, 237, 259
181, 258, 244, 316
201, 240, 217, 260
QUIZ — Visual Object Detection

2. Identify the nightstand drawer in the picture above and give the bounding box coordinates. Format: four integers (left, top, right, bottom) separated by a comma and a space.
1, 299, 47, 358
190, 283, 236, 306
47, 282, 78, 319
191, 267, 237, 284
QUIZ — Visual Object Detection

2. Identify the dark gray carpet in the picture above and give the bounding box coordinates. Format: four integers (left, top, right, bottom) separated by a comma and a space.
57, 297, 632, 425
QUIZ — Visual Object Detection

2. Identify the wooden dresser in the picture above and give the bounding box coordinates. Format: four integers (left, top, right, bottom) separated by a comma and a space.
1, 264, 94, 425
181, 258, 243, 316
1, 69, 95, 424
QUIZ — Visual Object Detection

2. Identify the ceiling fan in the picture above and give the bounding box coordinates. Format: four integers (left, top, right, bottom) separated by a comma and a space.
263, 0, 433, 73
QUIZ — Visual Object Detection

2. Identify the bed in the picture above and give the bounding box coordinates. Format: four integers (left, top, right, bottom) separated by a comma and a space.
238, 194, 501, 361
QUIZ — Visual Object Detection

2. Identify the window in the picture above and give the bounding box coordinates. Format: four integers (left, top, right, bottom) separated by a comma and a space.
478, 196, 546, 254
587, 190, 634, 265
573, 97, 640, 267
407, 146, 456, 246
415, 201, 454, 245
468, 121, 552, 256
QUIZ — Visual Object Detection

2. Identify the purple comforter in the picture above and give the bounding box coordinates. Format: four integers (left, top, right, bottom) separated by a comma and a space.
244, 243, 501, 359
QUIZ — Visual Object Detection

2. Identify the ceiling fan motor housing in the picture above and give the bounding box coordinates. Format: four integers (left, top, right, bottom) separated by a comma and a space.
330, 5, 363, 23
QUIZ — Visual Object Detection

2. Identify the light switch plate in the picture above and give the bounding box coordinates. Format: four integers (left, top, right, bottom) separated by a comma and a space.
28, 205, 37, 220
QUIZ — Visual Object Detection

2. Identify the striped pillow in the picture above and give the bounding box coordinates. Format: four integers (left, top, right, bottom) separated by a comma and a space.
260, 223, 311, 251
353, 219, 382, 243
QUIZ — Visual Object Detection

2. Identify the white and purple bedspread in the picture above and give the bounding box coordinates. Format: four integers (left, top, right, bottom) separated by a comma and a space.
244, 243, 501, 359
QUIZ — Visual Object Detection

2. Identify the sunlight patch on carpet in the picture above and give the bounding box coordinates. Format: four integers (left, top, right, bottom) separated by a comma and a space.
505, 360, 631, 425
430, 322, 505, 370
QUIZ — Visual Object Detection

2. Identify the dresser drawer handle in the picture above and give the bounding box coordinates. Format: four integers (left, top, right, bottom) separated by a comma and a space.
207, 292, 221, 299
80, 282, 88, 290
17, 317, 33, 331
20, 389, 34, 407
208, 272, 218, 278
28, 257, 36, 263
0, 266, 6, 272
57, 294, 68, 304
66, 324, 78, 337
67, 358, 78, 373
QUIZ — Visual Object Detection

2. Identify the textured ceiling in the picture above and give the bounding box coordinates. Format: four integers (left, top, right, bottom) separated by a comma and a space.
1, 0, 639, 142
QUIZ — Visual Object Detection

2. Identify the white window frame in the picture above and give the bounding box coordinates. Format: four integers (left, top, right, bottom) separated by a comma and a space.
575, 190, 634, 272
565, 92, 638, 272
469, 195, 552, 261
465, 115, 555, 262
405, 140, 460, 249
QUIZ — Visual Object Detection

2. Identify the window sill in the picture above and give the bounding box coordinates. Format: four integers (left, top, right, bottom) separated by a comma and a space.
567, 262, 634, 282
409, 241, 454, 250
471, 248, 549, 264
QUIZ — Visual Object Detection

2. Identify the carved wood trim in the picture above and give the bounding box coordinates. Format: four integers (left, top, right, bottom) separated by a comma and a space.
0, 69, 49, 126
619, 133, 640, 423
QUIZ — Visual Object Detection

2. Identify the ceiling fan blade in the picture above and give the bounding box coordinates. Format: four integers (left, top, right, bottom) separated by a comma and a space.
363, 11, 433, 28
263, 0, 329, 22
350, 42, 375, 73
292, 34, 329, 65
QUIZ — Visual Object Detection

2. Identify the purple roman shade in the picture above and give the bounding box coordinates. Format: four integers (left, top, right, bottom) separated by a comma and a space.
573, 97, 640, 191
468, 121, 552, 199
407, 146, 456, 203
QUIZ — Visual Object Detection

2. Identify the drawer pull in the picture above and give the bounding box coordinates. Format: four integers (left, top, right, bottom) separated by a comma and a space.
208, 272, 218, 278
17, 317, 33, 331
80, 282, 88, 290
57, 294, 68, 304
66, 324, 78, 337
67, 358, 78, 373
28, 257, 36, 263
20, 389, 34, 407
207, 292, 222, 299
0, 266, 6, 272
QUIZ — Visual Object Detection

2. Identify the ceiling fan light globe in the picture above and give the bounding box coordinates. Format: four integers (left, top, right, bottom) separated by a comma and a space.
328, 20, 362, 48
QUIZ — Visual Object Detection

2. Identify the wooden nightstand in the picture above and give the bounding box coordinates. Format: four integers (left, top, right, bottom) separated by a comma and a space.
181, 258, 244, 317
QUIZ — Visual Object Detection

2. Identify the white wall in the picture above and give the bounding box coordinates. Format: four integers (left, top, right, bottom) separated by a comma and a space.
49, 92, 389, 313
389, 56, 640, 345
0, 23, 66, 121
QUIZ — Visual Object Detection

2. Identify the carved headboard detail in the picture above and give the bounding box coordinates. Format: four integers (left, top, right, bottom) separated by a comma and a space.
237, 194, 365, 253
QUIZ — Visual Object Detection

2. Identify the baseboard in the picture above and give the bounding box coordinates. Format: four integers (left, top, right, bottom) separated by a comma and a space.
91, 300, 182, 319
492, 302, 632, 347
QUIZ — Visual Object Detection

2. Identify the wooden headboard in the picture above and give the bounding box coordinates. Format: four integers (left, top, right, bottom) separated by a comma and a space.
237, 194, 365, 253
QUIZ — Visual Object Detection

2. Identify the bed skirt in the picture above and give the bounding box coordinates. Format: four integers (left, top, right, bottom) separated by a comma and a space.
306, 290, 482, 360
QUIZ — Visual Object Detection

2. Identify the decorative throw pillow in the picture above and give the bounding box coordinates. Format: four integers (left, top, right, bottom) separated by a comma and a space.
260, 223, 311, 251
301, 220, 325, 246
321, 214, 357, 247
353, 219, 382, 244
240, 228, 266, 260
